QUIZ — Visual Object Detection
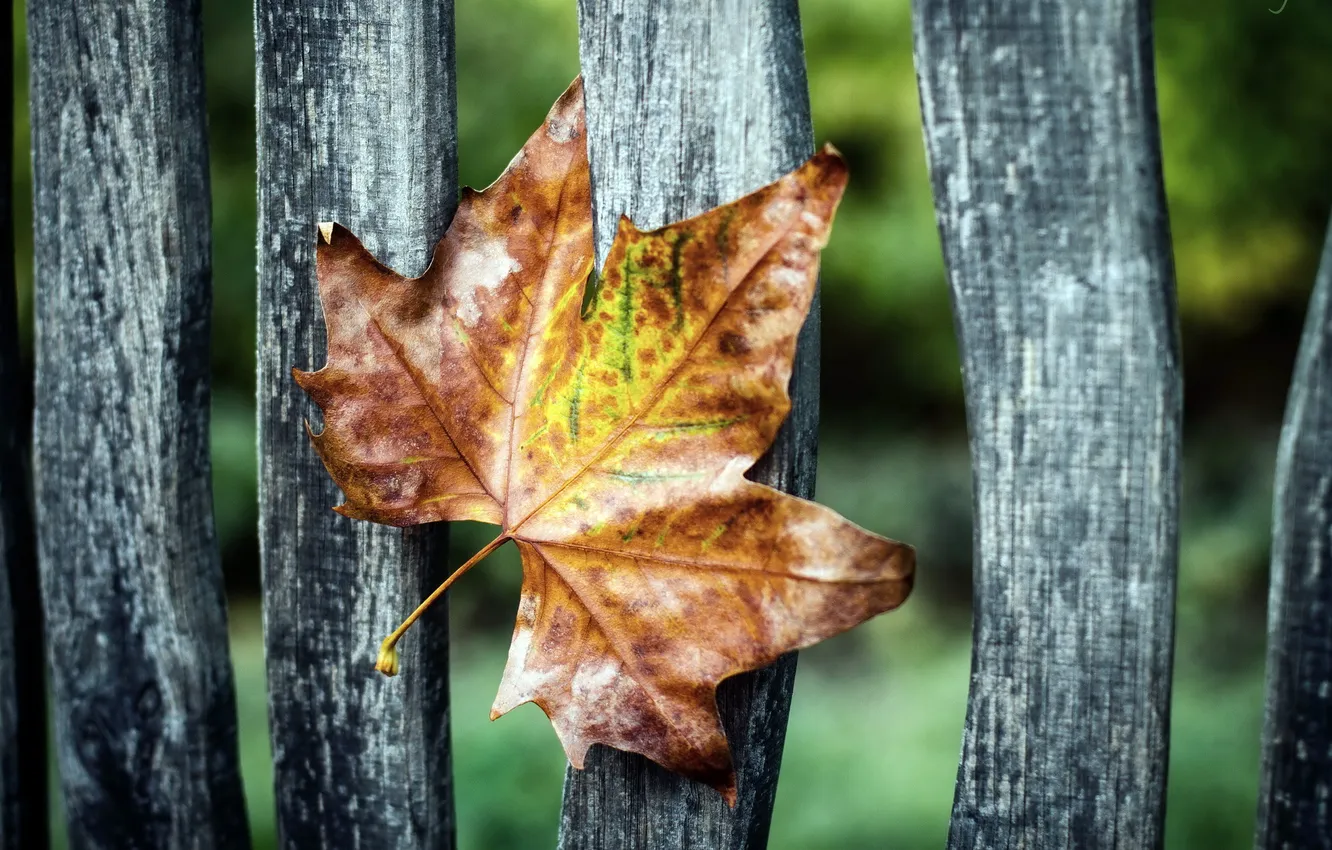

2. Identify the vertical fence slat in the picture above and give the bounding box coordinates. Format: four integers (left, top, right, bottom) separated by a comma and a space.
0, 0, 46, 844
256, 3, 458, 847
1256, 221, 1332, 847
913, 2, 1181, 847
557, 1, 816, 846
28, 0, 248, 846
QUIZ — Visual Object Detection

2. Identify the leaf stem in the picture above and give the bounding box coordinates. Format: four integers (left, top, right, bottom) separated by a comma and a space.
375, 533, 510, 676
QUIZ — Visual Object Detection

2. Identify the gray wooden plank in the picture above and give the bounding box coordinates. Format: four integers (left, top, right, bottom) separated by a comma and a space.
1256, 219, 1332, 849
0, 0, 46, 844
27, 0, 249, 846
255, 2, 458, 847
558, 1, 817, 847
912, 1, 1181, 847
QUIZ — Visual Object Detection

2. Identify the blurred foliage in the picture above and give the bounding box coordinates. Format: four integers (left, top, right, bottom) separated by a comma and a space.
13, 0, 1332, 846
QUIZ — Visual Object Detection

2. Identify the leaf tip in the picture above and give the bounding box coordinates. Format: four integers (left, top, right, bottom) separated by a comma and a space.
615, 213, 640, 239
720, 782, 738, 809
809, 144, 850, 187
545, 76, 585, 142
374, 639, 401, 677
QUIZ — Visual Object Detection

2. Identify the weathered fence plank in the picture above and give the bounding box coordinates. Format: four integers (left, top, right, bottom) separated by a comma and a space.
558, 1, 817, 846
913, 2, 1181, 847
0, 0, 46, 844
256, 2, 458, 847
28, 0, 248, 846
1256, 220, 1332, 848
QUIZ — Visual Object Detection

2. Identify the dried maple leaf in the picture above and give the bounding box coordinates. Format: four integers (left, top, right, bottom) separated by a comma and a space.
294, 78, 914, 803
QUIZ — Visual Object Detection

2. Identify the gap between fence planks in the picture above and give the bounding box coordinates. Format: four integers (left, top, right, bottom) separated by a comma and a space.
0, 0, 46, 845
255, 2, 458, 847
1256, 219, 1332, 848
913, 1, 1182, 847
558, 1, 818, 847
27, 0, 247, 846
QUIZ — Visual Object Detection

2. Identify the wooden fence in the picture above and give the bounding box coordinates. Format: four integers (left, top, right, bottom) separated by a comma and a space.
0, 0, 1328, 848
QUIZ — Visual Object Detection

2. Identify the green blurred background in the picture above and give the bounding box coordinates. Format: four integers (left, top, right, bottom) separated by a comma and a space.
11, 0, 1332, 847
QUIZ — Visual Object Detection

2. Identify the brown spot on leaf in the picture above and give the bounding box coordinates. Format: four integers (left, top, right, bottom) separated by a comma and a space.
719, 333, 749, 356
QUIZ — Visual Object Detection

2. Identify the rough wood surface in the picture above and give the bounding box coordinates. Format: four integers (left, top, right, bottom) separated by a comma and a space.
1256, 221, 1332, 849
558, 1, 817, 847
256, 2, 458, 847
913, 2, 1181, 847
0, 0, 46, 844
27, 0, 248, 846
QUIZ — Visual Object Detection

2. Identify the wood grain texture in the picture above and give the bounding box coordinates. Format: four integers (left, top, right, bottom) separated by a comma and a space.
27, 0, 247, 846
559, 1, 817, 846
255, 2, 458, 847
0, 0, 46, 844
913, 2, 1181, 847
1256, 220, 1332, 849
